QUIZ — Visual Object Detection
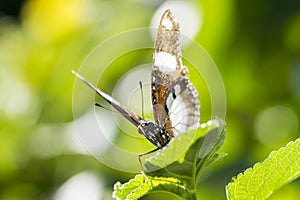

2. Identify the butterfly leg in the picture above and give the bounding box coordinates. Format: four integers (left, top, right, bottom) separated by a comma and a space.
138, 147, 160, 170
94, 102, 113, 112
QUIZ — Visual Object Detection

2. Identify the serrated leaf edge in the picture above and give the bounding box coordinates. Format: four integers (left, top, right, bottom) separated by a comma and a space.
226, 138, 300, 200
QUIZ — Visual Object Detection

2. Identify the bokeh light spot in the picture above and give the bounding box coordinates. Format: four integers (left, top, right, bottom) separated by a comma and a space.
22, 0, 92, 41
254, 105, 298, 146
71, 109, 118, 155
55, 171, 103, 200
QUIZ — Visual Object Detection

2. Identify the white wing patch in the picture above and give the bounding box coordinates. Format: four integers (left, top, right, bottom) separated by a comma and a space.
154, 52, 177, 73
162, 18, 173, 29
170, 97, 199, 134
168, 81, 200, 135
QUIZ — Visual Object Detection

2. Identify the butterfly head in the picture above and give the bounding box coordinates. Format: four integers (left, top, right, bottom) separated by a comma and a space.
138, 120, 171, 148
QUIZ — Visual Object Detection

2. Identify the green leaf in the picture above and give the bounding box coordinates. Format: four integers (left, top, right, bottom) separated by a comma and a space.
226, 138, 300, 200
112, 174, 150, 200
112, 174, 194, 200
145, 119, 226, 187
112, 118, 226, 199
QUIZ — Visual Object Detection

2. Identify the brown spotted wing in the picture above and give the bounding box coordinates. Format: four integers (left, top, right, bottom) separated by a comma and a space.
152, 10, 200, 139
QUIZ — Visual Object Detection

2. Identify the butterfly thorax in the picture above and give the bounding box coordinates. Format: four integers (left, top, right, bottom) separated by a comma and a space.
138, 120, 171, 148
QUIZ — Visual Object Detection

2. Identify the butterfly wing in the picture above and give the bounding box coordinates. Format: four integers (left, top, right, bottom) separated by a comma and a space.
152, 10, 200, 136
72, 71, 143, 127
167, 78, 200, 135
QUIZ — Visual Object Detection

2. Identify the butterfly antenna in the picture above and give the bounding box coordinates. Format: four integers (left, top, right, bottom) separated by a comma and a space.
139, 81, 145, 119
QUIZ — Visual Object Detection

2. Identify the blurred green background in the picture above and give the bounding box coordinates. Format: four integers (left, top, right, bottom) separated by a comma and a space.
0, 0, 300, 199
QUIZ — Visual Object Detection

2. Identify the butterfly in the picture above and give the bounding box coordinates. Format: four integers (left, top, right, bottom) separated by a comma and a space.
72, 9, 200, 165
